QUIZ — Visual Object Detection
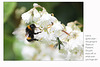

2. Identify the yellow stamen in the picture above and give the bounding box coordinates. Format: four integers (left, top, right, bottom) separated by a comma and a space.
62, 30, 70, 36
47, 22, 54, 29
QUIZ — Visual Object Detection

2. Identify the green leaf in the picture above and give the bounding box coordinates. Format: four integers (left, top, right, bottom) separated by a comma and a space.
13, 39, 25, 60
37, 2, 60, 12
4, 2, 17, 23
4, 35, 15, 60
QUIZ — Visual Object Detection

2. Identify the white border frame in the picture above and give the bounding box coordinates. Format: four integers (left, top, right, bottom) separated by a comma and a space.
1, 0, 100, 67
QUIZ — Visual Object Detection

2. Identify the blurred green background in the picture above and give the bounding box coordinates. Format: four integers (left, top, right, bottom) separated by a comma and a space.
4, 2, 83, 60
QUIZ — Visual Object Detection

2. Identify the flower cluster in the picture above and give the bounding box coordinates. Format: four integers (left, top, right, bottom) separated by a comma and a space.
13, 3, 83, 61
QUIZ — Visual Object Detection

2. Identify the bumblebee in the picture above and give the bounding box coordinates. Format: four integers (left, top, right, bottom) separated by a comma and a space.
25, 24, 41, 42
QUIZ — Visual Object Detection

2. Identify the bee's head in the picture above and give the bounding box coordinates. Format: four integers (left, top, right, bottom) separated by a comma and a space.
30, 24, 36, 29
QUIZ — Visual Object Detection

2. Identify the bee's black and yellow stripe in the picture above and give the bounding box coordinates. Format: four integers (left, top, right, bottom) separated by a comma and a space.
27, 25, 32, 31
27, 36, 33, 42
26, 26, 34, 34
25, 24, 39, 42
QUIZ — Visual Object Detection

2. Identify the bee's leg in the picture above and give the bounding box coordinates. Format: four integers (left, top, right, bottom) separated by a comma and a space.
34, 32, 41, 34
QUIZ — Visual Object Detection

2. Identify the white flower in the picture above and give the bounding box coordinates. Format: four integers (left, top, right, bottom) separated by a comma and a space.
36, 43, 66, 60
50, 21, 64, 31
37, 8, 57, 28
53, 49, 67, 61
64, 32, 83, 61
34, 31, 56, 45
66, 26, 72, 33
65, 32, 83, 49
21, 9, 33, 23
12, 22, 26, 41
33, 3, 40, 7
65, 46, 83, 61
67, 22, 80, 31
32, 8, 41, 22
21, 46, 36, 60
47, 21, 65, 40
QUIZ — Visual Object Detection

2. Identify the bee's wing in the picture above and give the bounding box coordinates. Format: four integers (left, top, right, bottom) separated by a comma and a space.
62, 41, 67, 47
62, 41, 67, 44
53, 43, 58, 48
